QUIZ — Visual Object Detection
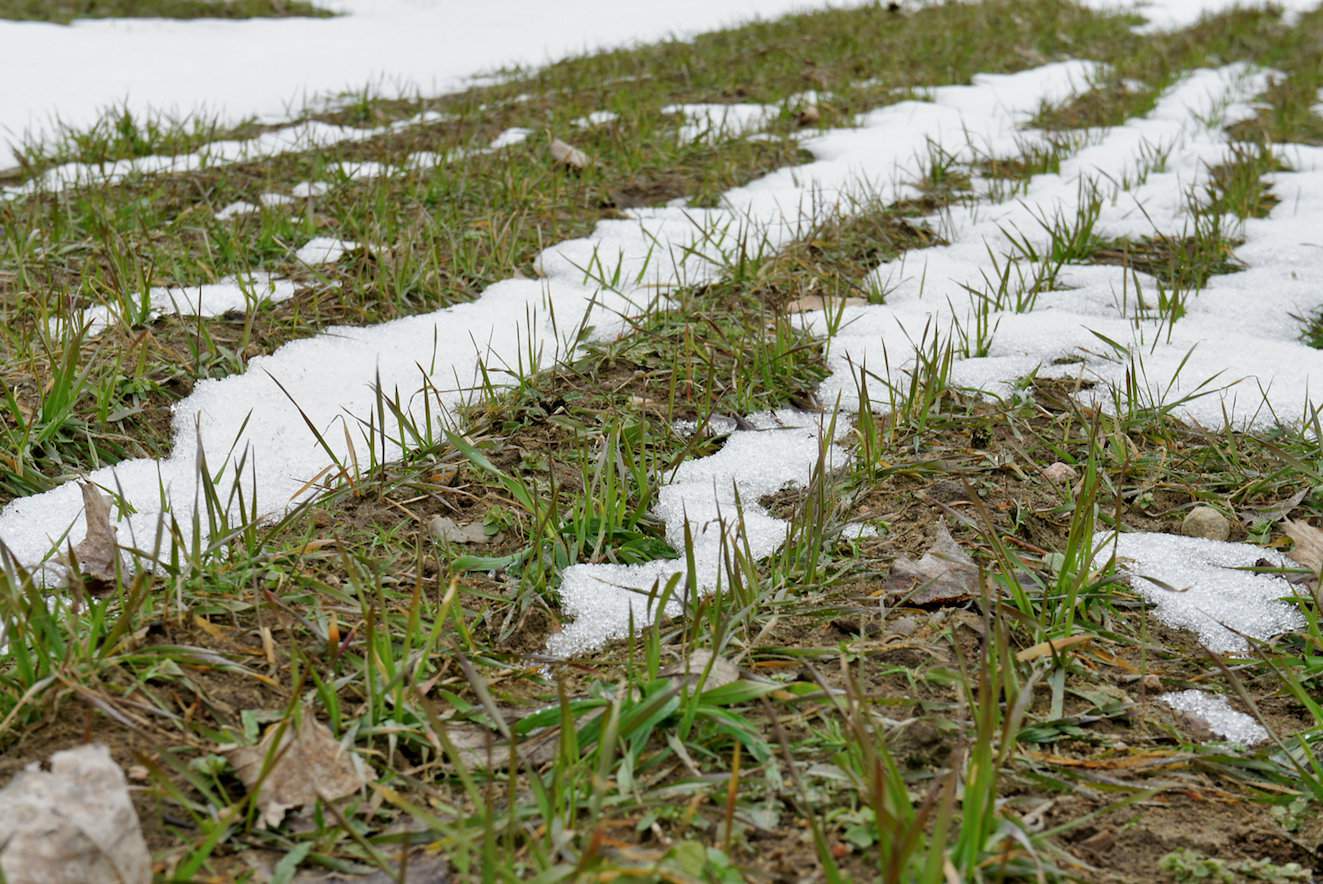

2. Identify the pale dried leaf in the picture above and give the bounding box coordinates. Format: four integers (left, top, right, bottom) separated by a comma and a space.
786, 293, 866, 313
429, 515, 488, 545
1239, 487, 1309, 525
882, 519, 979, 605
227, 713, 369, 828
549, 138, 590, 170
443, 722, 559, 769
662, 648, 740, 690
1282, 519, 1323, 576
72, 482, 120, 591
0, 744, 151, 884
296, 852, 449, 883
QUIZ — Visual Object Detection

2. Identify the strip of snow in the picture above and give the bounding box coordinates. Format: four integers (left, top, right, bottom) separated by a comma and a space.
53, 273, 296, 338
2, 112, 447, 199
809, 64, 1323, 433
558, 64, 1323, 655
0, 0, 873, 173
663, 103, 780, 145
59, 236, 356, 337
216, 200, 259, 220
1077, 0, 1321, 31
1159, 688, 1270, 744
294, 237, 357, 265
488, 128, 533, 150
550, 411, 844, 656
573, 111, 619, 130
1102, 532, 1304, 653
0, 63, 1093, 597
292, 181, 330, 198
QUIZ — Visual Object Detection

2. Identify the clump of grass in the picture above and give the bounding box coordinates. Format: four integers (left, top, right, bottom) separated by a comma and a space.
0, 0, 331, 25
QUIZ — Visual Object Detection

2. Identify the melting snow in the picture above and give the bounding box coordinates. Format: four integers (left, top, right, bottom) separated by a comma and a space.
2, 112, 447, 199
6, 57, 1323, 663
0, 0, 873, 173
1160, 689, 1270, 744
550, 410, 845, 656
663, 103, 779, 144
1102, 532, 1305, 653
0, 62, 1090, 591
54, 273, 296, 338
573, 111, 619, 129
294, 237, 357, 266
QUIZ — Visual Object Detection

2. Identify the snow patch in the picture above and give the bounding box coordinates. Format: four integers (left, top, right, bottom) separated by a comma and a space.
1160, 688, 1269, 744
663, 103, 779, 144
1102, 532, 1304, 653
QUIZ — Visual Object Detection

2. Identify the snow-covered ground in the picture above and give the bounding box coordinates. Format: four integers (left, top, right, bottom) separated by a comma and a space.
0, 0, 865, 171
3, 0, 1319, 173
2, 0, 1322, 660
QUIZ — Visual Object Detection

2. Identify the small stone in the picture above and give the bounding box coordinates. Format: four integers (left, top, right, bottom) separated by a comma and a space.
1042, 462, 1075, 484
1181, 506, 1231, 541
549, 138, 591, 170
885, 615, 921, 638
429, 515, 488, 545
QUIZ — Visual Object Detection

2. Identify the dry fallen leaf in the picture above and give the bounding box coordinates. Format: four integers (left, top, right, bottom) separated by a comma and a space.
785, 293, 867, 314
0, 743, 151, 884
549, 138, 591, 170
442, 721, 559, 769
71, 482, 120, 592
226, 712, 369, 828
882, 519, 980, 605
296, 852, 450, 883
1015, 634, 1093, 663
429, 515, 489, 545
662, 648, 741, 691
1282, 519, 1323, 576
1239, 487, 1308, 525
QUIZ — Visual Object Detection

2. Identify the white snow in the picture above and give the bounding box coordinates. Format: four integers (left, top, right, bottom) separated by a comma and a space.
54, 272, 296, 338
2, 112, 445, 199
1101, 532, 1304, 653
292, 181, 331, 199
1079, 0, 1320, 31
0, 0, 874, 173
488, 128, 533, 150
1159, 688, 1270, 744
663, 103, 780, 144
550, 410, 845, 656
573, 111, 619, 130
807, 63, 1323, 433
0, 62, 1090, 599
294, 237, 357, 266
216, 200, 259, 220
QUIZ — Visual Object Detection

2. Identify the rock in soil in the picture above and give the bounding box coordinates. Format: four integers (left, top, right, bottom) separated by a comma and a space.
1042, 461, 1076, 484
1181, 506, 1231, 541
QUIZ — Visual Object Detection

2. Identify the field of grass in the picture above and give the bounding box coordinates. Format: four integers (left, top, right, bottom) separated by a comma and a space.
1, 0, 1322, 881
0, 0, 330, 24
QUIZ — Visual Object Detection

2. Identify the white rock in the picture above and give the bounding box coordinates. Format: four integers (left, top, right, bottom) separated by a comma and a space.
1042, 462, 1076, 484
0, 744, 151, 884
